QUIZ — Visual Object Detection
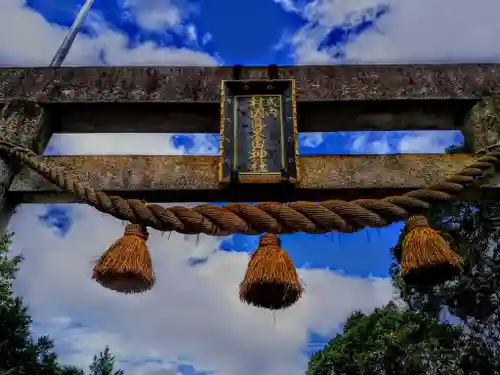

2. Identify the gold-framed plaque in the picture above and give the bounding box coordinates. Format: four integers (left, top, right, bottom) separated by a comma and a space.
219, 79, 299, 184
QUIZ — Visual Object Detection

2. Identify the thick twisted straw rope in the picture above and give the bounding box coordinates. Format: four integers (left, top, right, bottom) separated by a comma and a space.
1, 141, 500, 236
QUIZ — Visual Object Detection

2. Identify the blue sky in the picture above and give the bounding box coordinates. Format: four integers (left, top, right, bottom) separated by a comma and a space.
1, 0, 496, 374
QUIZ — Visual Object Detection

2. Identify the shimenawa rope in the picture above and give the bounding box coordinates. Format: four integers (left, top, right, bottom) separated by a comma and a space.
0, 140, 499, 236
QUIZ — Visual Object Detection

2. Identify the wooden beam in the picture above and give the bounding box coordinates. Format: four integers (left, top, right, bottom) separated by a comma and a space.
53, 99, 465, 133
1, 64, 499, 104
10, 154, 499, 204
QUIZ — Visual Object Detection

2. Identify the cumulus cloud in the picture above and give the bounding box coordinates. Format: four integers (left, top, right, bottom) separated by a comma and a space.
10, 204, 394, 375
396, 131, 463, 154
350, 133, 391, 154
345, 131, 462, 154
45, 134, 218, 156
298, 133, 326, 149
201, 32, 213, 46
276, 0, 500, 64
274, 0, 302, 13
120, 0, 189, 31
0, 0, 219, 66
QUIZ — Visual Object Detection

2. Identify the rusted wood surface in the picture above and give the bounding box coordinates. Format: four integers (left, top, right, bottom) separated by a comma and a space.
10, 154, 500, 204
54, 99, 464, 133
0, 64, 499, 104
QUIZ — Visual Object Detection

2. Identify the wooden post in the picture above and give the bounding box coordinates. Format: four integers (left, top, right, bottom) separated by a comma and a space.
463, 95, 500, 152
462, 93, 500, 188
0, 100, 53, 233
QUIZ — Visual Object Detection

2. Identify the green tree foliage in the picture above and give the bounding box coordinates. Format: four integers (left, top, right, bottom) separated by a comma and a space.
307, 303, 464, 375
88, 346, 124, 375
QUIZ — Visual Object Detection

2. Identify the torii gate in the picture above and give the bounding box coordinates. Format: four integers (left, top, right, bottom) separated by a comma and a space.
1, 64, 499, 310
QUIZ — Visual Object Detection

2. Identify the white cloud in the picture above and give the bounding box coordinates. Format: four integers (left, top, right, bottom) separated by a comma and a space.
396, 131, 461, 154
10, 204, 394, 375
299, 133, 326, 148
274, 0, 301, 13
45, 134, 218, 156
119, 0, 194, 32
347, 131, 461, 154
278, 0, 500, 64
343, 0, 500, 63
0, 0, 219, 66
201, 32, 213, 46
186, 24, 198, 44
303, 0, 385, 27
349, 133, 391, 154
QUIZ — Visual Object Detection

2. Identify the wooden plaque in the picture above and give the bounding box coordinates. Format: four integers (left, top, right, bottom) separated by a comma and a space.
219, 79, 299, 184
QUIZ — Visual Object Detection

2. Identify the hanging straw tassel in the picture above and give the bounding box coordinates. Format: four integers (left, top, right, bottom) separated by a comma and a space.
92, 223, 155, 294
400, 215, 463, 287
239, 233, 302, 310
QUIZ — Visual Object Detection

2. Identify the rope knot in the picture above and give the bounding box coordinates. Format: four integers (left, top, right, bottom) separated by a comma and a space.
405, 215, 429, 231
259, 233, 280, 247
124, 223, 149, 240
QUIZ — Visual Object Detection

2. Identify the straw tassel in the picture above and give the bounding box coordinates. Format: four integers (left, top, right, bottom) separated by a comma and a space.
92, 223, 155, 294
400, 215, 463, 287
239, 234, 302, 310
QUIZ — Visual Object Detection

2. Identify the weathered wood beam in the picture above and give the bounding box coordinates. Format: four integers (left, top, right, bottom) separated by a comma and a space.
10, 154, 499, 204
53, 99, 464, 133
0, 64, 499, 104
0, 101, 55, 232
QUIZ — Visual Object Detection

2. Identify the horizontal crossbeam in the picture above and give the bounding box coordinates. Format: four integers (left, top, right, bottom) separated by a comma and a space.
1, 64, 499, 103
9, 154, 500, 204
52, 100, 465, 133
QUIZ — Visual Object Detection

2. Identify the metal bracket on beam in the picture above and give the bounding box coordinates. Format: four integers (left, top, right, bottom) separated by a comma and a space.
268, 64, 279, 80
232, 65, 243, 81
